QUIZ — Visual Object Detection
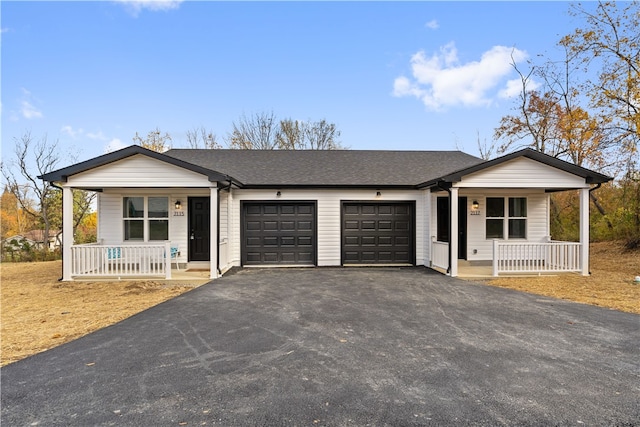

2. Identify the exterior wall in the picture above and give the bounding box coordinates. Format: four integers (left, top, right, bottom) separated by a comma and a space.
98, 188, 211, 265
430, 189, 550, 262
458, 157, 588, 189
67, 154, 212, 188
229, 189, 428, 267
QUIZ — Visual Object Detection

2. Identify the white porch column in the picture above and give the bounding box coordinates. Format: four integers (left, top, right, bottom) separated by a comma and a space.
450, 187, 459, 277
210, 185, 219, 279
62, 185, 74, 281
227, 188, 233, 268
580, 187, 590, 276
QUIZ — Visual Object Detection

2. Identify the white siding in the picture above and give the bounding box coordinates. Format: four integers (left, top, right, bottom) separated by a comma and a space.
229, 189, 427, 267
97, 189, 211, 265
429, 189, 550, 262
458, 157, 588, 189
67, 154, 212, 188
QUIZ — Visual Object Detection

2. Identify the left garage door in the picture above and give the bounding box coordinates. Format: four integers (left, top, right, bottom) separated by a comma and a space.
242, 202, 316, 266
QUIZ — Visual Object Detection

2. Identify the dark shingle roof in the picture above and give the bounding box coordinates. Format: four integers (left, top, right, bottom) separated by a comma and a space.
165, 149, 484, 187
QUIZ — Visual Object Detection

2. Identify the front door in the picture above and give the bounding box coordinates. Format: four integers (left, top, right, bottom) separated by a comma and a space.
458, 197, 467, 260
189, 197, 210, 262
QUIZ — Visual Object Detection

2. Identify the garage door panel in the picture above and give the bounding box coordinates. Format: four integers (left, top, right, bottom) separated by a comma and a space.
243, 202, 316, 265
342, 202, 414, 265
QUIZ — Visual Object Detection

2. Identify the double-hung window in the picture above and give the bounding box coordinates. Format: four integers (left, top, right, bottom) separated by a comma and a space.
123, 197, 169, 241
486, 197, 527, 239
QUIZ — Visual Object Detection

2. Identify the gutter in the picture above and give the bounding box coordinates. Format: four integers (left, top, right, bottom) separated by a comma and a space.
586, 182, 603, 275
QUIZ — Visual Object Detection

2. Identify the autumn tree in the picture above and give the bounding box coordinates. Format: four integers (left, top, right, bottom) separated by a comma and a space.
0, 187, 35, 240
563, 1, 639, 166
133, 127, 172, 152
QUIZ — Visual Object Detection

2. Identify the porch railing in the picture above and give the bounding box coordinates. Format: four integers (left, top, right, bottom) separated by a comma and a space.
219, 238, 231, 274
71, 242, 173, 279
431, 237, 449, 270
493, 240, 581, 276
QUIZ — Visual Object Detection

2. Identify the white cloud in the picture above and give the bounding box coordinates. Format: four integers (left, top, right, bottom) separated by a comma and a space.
19, 88, 44, 119
114, 0, 184, 16
87, 131, 108, 141
105, 138, 128, 153
393, 42, 528, 111
425, 20, 439, 30
498, 77, 540, 99
61, 125, 84, 139
21, 100, 43, 119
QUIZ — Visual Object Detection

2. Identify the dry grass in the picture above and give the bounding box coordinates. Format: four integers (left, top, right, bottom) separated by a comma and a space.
0, 261, 203, 366
1, 242, 638, 366
482, 241, 640, 315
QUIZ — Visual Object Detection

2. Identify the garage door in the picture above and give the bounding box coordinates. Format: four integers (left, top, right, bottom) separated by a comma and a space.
242, 202, 316, 265
342, 202, 414, 264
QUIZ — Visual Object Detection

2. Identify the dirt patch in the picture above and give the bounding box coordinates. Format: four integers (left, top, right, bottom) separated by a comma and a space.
1, 242, 638, 366
0, 261, 203, 366
480, 241, 640, 315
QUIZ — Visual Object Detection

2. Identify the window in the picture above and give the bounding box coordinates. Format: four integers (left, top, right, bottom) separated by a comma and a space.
485, 197, 527, 239
436, 197, 449, 242
123, 196, 169, 241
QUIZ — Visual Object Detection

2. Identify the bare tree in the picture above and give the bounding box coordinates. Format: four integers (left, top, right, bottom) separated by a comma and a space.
227, 112, 279, 149
304, 119, 343, 150
185, 126, 221, 149
227, 112, 344, 150
1, 132, 62, 250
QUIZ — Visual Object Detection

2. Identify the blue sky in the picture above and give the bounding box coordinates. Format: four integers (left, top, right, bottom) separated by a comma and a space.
2, 1, 591, 168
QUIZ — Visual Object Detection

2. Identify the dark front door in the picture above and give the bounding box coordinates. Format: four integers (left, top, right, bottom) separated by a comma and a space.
458, 197, 467, 260
189, 197, 210, 262
342, 202, 415, 265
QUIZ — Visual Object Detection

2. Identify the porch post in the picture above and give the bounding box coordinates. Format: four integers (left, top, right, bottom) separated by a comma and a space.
210, 185, 219, 279
62, 185, 74, 281
450, 187, 459, 277
580, 187, 590, 276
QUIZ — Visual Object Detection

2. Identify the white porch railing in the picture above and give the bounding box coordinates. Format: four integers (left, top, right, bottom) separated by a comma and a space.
71, 242, 173, 279
431, 237, 449, 270
493, 240, 581, 276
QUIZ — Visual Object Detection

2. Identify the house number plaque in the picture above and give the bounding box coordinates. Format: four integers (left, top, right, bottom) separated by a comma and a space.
173, 211, 185, 216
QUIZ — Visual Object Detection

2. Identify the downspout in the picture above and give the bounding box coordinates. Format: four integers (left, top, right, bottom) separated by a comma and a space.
587, 182, 603, 275
436, 181, 452, 274
51, 182, 64, 281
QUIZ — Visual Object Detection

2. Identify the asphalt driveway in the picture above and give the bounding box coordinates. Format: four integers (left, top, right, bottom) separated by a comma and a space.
2, 267, 639, 426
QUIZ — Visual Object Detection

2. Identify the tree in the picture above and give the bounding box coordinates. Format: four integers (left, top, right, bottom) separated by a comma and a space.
227, 112, 344, 150
564, 1, 639, 162
1, 132, 62, 253
133, 127, 172, 152
227, 111, 279, 149
185, 126, 221, 149
0, 187, 34, 240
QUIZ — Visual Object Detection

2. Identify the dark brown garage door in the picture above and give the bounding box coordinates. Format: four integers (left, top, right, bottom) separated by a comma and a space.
342, 202, 414, 265
242, 202, 316, 265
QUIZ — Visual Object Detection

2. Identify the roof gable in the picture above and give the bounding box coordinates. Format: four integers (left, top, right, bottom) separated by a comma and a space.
39, 145, 229, 184
66, 154, 218, 188
418, 148, 611, 188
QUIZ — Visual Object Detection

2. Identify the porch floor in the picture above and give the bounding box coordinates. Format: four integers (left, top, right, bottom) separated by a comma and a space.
71, 268, 212, 284
433, 262, 576, 278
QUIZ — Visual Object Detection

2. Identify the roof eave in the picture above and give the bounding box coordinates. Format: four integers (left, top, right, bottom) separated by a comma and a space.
38, 145, 237, 184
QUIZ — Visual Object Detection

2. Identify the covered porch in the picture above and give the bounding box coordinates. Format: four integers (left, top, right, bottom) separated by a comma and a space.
421, 150, 612, 278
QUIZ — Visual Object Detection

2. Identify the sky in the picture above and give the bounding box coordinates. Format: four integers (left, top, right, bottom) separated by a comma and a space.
1, 0, 594, 171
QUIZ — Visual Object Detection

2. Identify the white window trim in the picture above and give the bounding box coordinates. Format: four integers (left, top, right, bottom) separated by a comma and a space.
123, 196, 169, 242
486, 197, 527, 240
